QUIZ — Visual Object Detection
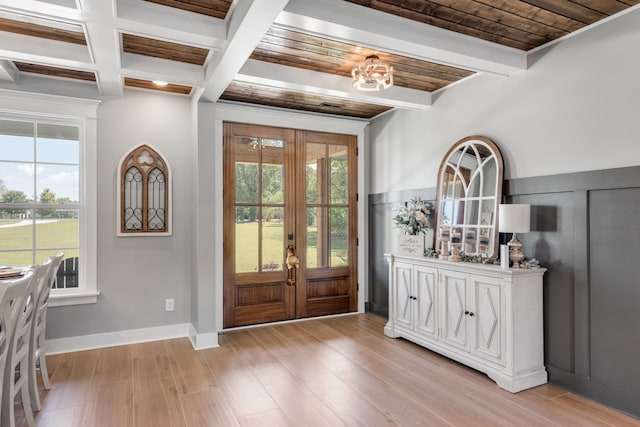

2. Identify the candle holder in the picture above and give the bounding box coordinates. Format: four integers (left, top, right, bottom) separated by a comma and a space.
450, 230, 462, 262
439, 227, 450, 260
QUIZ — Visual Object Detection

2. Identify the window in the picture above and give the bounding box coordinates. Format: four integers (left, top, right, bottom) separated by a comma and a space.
0, 90, 98, 306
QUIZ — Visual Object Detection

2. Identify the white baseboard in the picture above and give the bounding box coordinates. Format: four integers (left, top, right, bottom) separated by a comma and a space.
188, 324, 219, 350
45, 323, 218, 355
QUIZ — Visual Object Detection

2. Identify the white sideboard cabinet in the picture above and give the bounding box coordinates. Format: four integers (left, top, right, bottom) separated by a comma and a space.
384, 253, 547, 393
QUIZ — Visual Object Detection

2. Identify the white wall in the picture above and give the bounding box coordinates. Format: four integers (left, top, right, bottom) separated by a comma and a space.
369, 8, 640, 194
47, 89, 194, 339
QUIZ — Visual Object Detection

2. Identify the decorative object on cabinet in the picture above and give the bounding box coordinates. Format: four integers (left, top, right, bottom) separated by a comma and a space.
392, 197, 433, 255
435, 136, 503, 258
384, 253, 547, 393
498, 204, 530, 267
117, 143, 172, 236
392, 197, 433, 235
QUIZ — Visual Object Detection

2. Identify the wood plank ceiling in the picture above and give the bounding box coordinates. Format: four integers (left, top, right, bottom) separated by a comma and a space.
343, 0, 640, 51
0, 0, 638, 118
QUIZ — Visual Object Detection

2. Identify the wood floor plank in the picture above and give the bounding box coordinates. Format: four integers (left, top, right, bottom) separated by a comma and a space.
201, 346, 279, 418
92, 344, 133, 385
278, 351, 400, 426
325, 361, 453, 426
33, 406, 85, 427
133, 354, 186, 427
166, 337, 217, 395
23, 313, 640, 427
252, 362, 348, 426
40, 349, 99, 412
552, 393, 640, 426
237, 408, 293, 427
181, 387, 240, 427
81, 380, 134, 427
225, 329, 279, 367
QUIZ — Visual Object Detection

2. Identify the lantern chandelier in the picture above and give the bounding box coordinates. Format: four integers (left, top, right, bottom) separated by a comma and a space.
351, 55, 393, 91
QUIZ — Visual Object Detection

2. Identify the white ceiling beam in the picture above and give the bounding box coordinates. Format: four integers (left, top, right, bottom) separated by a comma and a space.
0, 31, 93, 67
278, 0, 527, 76
120, 52, 203, 87
115, 0, 226, 50
81, 0, 122, 98
0, 0, 82, 20
0, 73, 99, 99
237, 59, 431, 110
199, 0, 290, 103
0, 59, 18, 82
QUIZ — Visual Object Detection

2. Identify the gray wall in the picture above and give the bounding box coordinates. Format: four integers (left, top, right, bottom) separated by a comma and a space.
47, 90, 194, 338
369, 166, 640, 419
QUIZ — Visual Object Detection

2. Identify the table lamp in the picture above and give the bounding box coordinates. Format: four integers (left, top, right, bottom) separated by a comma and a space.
498, 204, 530, 267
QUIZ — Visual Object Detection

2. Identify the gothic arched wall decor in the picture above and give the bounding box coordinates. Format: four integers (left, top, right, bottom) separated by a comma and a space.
117, 143, 172, 236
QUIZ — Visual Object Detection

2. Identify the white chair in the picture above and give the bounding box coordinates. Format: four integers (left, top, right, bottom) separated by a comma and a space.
0, 271, 35, 425
0, 269, 37, 427
28, 252, 63, 412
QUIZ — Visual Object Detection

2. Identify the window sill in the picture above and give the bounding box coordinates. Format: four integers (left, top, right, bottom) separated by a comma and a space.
50, 291, 100, 307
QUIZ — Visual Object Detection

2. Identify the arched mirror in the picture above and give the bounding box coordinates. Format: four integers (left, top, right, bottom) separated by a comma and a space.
435, 136, 503, 258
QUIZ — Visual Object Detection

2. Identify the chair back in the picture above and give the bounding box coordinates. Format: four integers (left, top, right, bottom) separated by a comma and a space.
0, 270, 35, 410
31, 260, 54, 334
35, 252, 64, 330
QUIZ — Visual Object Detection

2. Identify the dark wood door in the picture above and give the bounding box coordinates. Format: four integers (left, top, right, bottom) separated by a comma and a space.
223, 123, 357, 328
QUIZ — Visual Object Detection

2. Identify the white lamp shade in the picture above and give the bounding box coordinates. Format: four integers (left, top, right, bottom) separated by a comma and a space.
499, 204, 530, 233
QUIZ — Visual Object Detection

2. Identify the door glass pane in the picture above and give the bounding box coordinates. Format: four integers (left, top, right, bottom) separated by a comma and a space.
235, 137, 259, 203
329, 207, 348, 267
261, 138, 283, 204
306, 143, 325, 204
306, 207, 322, 269
262, 207, 283, 271
236, 206, 258, 273
329, 145, 348, 204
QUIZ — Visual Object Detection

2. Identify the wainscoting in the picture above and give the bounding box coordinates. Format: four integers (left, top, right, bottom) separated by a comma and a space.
368, 165, 640, 419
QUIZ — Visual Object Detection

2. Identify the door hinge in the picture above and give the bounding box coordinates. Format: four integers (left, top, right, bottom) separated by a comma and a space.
357, 282, 359, 291
356, 147, 359, 156
356, 237, 359, 246
356, 192, 359, 201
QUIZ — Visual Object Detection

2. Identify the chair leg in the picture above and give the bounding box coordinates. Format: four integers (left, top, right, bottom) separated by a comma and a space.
38, 333, 51, 391
1, 386, 16, 427
29, 349, 42, 412
20, 369, 36, 427
40, 352, 51, 390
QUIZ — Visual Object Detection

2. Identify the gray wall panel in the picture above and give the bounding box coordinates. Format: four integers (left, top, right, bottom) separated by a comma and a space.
589, 188, 640, 396
511, 193, 575, 374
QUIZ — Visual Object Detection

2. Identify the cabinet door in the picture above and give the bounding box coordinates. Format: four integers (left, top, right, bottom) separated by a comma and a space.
393, 262, 413, 330
470, 275, 504, 364
414, 265, 438, 339
440, 269, 468, 349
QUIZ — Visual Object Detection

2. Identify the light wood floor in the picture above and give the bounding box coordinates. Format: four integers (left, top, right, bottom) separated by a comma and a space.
16, 313, 640, 426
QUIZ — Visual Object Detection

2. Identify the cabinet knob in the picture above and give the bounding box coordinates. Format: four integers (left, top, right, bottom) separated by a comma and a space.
469, 312, 474, 317
464, 310, 469, 315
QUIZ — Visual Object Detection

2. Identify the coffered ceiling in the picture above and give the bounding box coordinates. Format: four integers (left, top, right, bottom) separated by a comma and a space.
0, 0, 638, 119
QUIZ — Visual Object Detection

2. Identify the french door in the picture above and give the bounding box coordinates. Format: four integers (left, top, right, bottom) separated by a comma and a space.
223, 122, 357, 328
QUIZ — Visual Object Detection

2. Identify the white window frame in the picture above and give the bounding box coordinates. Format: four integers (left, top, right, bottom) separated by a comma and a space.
0, 89, 100, 306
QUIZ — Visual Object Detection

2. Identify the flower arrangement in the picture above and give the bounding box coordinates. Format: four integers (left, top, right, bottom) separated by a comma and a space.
392, 197, 434, 235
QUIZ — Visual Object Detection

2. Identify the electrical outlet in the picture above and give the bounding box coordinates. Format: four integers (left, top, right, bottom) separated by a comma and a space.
165, 298, 174, 312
